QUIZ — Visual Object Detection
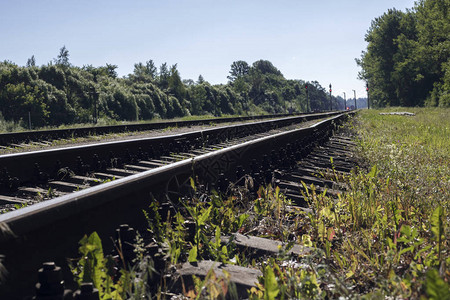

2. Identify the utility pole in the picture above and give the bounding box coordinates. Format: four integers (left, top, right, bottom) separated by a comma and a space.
343, 92, 346, 110
329, 84, 332, 111
353, 90, 357, 110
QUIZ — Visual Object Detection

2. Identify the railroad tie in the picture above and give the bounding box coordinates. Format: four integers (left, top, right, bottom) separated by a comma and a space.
0, 195, 28, 205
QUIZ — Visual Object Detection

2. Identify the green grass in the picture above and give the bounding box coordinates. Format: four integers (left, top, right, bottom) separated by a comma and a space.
0, 115, 25, 133
293, 107, 450, 298
248, 107, 449, 298
357, 107, 449, 207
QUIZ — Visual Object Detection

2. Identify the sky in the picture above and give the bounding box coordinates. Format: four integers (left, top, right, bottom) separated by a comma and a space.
0, 0, 416, 100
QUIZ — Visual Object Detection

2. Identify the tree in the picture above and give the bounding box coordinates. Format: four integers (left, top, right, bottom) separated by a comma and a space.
105, 64, 118, 78
251, 60, 283, 76
227, 60, 250, 82
54, 45, 70, 67
415, 0, 450, 106
2, 53, 344, 128
357, 9, 421, 107
183, 79, 195, 86
197, 74, 205, 84
146, 60, 157, 79
168, 64, 186, 101
188, 84, 207, 115
0, 83, 49, 126
282, 86, 295, 113
26, 55, 36, 67
132, 60, 157, 82
83, 64, 118, 79
357, 0, 450, 107
158, 63, 169, 89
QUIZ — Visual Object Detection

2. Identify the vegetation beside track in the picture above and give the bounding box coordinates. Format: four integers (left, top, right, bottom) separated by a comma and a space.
287, 107, 449, 299
0, 56, 343, 131
251, 107, 449, 298
57, 108, 450, 298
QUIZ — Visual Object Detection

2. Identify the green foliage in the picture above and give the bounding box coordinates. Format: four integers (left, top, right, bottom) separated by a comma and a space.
249, 258, 323, 299
358, 0, 450, 107
185, 269, 236, 299
70, 231, 154, 299
75, 232, 106, 289
188, 244, 198, 263
1, 49, 339, 130
142, 179, 296, 267
227, 60, 250, 82
313, 108, 449, 297
262, 265, 279, 300
247, 108, 449, 299
70, 232, 126, 299
54, 45, 70, 67
131, 60, 157, 82
425, 268, 450, 299
430, 205, 445, 262
0, 112, 23, 132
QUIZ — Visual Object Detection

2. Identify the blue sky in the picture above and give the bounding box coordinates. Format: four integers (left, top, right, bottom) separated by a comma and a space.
1, 0, 416, 99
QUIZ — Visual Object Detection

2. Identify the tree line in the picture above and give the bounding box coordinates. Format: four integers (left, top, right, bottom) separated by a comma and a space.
357, 0, 450, 107
0, 48, 342, 129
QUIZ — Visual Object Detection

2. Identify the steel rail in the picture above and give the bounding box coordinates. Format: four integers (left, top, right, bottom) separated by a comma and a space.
0, 112, 340, 186
0, 113, 303, 147
0, 112, 351, 298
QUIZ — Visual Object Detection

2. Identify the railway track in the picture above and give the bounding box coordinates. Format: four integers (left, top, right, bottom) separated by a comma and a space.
0, 112, 340, 210
0, 111, 356, 299
0, 113, 299, 150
